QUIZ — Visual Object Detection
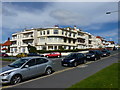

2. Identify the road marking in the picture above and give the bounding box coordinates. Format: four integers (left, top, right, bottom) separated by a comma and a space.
1, 52, 118, 89
77, 64, 88, 68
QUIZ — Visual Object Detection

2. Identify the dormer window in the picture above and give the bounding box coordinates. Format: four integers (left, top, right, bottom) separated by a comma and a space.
54, 30, 58, 34
43, 31, 45, 35
47, 30, 50, 34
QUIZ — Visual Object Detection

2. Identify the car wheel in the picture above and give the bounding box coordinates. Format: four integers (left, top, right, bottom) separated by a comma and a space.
73, 62, 77, 67
46, 56, 49, 58
99, 56, 101, 59
10, 75, 22, 85
45, 68, 52, 75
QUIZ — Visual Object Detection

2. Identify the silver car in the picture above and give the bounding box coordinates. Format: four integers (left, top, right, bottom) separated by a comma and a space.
0, 57, 53, 85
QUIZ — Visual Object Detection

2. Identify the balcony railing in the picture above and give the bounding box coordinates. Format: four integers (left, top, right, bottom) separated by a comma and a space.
22, 36, 33, 40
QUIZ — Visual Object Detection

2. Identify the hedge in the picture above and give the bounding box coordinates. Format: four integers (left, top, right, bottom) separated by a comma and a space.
37, 49, 89, 54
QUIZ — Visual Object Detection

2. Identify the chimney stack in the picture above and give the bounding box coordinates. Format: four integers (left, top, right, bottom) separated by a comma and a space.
74, 25, 77, 30
8, 37, 10, 41
54, 25, 59, 28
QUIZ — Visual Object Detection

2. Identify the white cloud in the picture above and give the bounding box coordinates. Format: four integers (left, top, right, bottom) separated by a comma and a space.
2, 2, 118, 31
2, 0, 120, 2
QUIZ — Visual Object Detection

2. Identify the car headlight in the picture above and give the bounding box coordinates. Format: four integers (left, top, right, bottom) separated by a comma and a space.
1, 72, 12, 76
91, 55, 95, 57
69, 59, 75, 62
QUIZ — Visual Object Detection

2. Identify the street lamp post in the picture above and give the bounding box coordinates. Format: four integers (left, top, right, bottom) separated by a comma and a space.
106, 10, 120, 14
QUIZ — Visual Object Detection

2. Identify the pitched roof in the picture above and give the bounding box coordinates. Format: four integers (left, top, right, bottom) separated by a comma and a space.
108, 41, 115, 44
2, 40, 11, 46
0, 43, 2, 46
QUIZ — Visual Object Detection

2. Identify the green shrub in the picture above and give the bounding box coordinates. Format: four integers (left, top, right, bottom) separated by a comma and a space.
27, 44, 37, 53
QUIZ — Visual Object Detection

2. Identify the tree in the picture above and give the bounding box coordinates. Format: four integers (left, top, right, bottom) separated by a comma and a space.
27, 44, 37, 53
58, 46, 64, 50
99, 45, 102, 49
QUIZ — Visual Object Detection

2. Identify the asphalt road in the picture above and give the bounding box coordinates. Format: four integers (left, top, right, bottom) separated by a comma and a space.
1, 51, 119, 89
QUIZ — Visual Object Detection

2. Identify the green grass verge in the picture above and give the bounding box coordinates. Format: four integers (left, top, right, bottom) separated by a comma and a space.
0, 58, 15, 61
68, 63, 119, 89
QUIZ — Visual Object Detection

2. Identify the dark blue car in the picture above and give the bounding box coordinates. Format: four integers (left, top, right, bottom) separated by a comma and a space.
86, 50, 102, 61
61, 53, 86, 67
101, 49, 111, 56
27, 53, 44, 57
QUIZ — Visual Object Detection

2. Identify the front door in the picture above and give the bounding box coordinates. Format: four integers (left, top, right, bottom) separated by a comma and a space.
21, 59, 37, 78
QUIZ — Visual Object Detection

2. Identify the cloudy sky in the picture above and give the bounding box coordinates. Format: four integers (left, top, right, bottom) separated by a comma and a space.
1, 1, 119, 43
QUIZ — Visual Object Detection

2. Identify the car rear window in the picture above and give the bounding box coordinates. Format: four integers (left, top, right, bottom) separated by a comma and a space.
89, 51, 95, 53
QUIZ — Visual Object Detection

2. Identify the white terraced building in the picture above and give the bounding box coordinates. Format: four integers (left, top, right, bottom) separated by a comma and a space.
10, 25, 103, 54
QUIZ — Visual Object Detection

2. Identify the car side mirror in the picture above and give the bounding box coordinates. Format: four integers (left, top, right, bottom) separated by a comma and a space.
24, 65, 29, 68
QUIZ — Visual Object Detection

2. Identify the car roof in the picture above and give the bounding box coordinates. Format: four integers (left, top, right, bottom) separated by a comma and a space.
70, 53, 83, 54
21, 57, 47, 59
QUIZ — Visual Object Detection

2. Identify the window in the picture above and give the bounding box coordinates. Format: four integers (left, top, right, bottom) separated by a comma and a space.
40, 31, 42, 35
69, 39, 71, 43
89, 40, 92, 44
78, 33, 84, 36
54, 30, 58, 34
65, 32, 67, 35
78, 39, 85, 43
26, 59, 36, 67
69, 32, 71, 36
43, 31, 45, 35
22, 48, 25, 53
47, 30, 50, 34
14, 48, 17, 52
62, 31, 64, 35
64, 38, 67, 43
89, 35, 92, 39
36, 58, 48, 64
55, 46, 57, 50
73, 40, 76, 44
48, 46, 53, 50
73, 33, 76, 37
10, 48, 13, 52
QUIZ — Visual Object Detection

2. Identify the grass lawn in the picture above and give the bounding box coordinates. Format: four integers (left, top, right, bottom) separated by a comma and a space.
68, 63, 119, 89
0, 58, 15, 61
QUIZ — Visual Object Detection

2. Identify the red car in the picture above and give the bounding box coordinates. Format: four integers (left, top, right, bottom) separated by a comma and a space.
45, 52, 61, 58
0, 53, 9, 57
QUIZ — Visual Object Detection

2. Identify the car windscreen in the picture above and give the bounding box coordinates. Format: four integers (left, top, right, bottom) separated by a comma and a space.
102, 50, 107, 52
8, 59, 29, 68
65, 53, 77, 59
89, 51, 95, 53
50, 52, 55, 54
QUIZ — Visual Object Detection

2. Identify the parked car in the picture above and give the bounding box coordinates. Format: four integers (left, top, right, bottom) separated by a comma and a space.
27, 53, 44, 57
101, 49, 111, 56
0, 53, 9, 57
45, 52, 61, 58
61, 53, 86, 67
0, 57, 53, 85
86, 50, 102, 61
16, 53, 27, 58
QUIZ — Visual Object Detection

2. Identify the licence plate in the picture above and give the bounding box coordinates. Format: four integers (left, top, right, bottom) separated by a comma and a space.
87, 56, 90, 58
63, 64, 68, 66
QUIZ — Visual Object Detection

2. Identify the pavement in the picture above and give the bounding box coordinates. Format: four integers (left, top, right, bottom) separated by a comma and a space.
1, 51, 119, 89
